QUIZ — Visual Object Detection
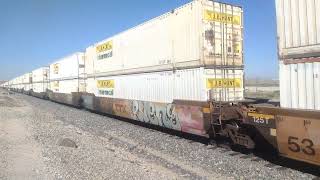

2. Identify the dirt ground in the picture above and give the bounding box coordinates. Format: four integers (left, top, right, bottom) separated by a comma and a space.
0, 92, 49, 179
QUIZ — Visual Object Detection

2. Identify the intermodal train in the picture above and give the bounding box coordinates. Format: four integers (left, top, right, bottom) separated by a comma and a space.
1, 0, 319, 167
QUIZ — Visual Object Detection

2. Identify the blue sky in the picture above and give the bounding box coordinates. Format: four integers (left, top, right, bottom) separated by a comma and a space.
0, 0, 277, 80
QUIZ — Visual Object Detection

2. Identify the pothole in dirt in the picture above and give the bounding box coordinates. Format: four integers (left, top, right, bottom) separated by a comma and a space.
57, 138, 78, 148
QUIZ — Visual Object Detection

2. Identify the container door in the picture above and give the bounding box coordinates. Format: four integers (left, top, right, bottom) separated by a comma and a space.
202, 1, 243, 67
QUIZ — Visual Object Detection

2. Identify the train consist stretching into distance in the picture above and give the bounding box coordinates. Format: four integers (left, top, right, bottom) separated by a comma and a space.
1, 0, 320, 167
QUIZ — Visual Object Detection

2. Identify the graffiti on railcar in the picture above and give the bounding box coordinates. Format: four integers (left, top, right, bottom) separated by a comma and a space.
163, 104, 180, 130
113, 100, 131, 119
129, 100, 181, 130
145, 102, 156, 124
176, 105, 206, 136
94, 97, 206, 136
131, 100, 146, 122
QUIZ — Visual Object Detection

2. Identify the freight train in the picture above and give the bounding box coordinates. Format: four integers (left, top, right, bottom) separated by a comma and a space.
1, 0, 320, 167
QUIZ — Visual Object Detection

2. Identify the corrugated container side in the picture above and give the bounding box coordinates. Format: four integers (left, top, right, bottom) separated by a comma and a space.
32, 67, 49, 82
85, 0, 243, 77
86, 67, 243, 103
21, 73, 32, 84
279, 60, 320, 110
85, 1, 202, 75
13, 76, 24, 89
49, 52, 84, 80
276, 0, 320, 58
24, 84, 32, 91
48, 53, 84, 94
49, 79, 79, 94
19, 76, 24, 85
31, 67, 49, 93
32, 82, 47, 93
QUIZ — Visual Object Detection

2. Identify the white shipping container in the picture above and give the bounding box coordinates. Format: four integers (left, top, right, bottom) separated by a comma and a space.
49, 52, 85, 94
276, 0, 320, 58
12, 81, 16, 88
32, 82, 48, 93
8, 81, 12, 88
22, 73, 32, 84
12, 76, 23, 88
279, 59, 320, 110
85, 0, 243, 76
49, 52, 84, 80
86, 67, 244, 103
19, 76, 24, 84
24, 84, 32, 91
11, 79, 15, 86
16, 73, 32, 91
32, 67, 49, 83
31, 67, 49, 93
49, 79, 79, 94
1, 82, 8, 88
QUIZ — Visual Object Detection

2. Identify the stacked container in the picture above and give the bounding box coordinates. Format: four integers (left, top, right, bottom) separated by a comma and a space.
12, 76, 23, 92
0, 82, 7, 88
22, 73, 32, 92
48, 52, 85, 94
31, 67, 49, 93
85, 0, 244, 103
276, 0, 320, 110
4, 82, 9, 88
47, 52, 85, 106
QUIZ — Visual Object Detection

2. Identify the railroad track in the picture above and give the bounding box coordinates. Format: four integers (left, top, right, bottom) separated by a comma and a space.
6, 90, 318, 179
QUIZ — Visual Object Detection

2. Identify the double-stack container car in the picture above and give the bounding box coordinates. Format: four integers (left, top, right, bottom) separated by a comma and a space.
12, 76, 24, 93
244, 0, 320, 166
8, 0, 245, 138
276, 0, 320, 110
5, 0, 320, 167
84, 0, 244, 104
17, 73, 32, 94
81, 0, 244, 135
4, 82, 9, 89
24, 73, 32, 93
48, 52, 85, 106
30, 67, 49, 98
0, 82, 8, 88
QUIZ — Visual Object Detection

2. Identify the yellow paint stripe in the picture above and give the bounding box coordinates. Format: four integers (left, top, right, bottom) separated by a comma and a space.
203, 108, 211, 114
248, 113, 274, 120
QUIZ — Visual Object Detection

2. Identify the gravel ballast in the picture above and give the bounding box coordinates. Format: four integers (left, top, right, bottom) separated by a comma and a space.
0, 89, 318, 179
